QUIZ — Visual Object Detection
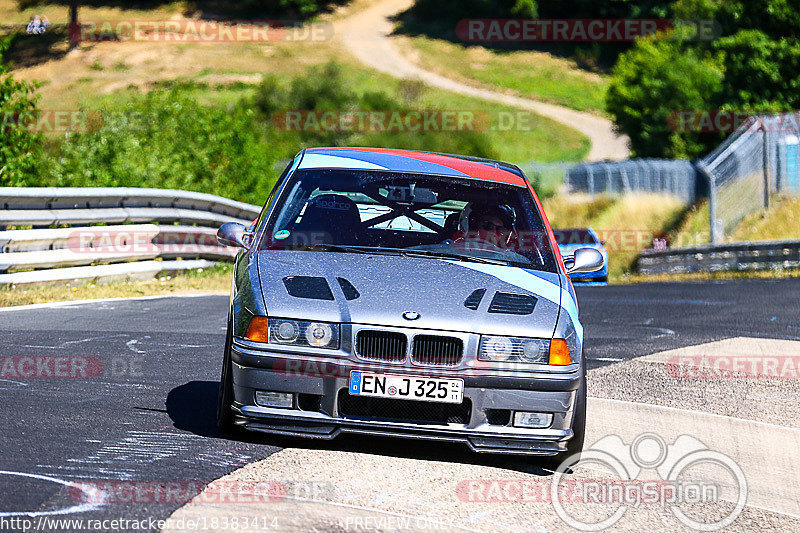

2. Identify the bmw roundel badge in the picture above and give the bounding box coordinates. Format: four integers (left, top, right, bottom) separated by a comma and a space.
402, 311, 420, 321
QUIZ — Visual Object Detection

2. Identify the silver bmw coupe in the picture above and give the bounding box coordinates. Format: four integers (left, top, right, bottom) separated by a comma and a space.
216, 147, 603, 461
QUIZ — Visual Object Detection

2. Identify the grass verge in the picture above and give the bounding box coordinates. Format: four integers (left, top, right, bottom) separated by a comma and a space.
395, 35, 609, 114
731, 195, 800, 242
6, 2, 589, 164
621, 269, 800, 284
543, 193, 687, 280
0, 263, 231, 308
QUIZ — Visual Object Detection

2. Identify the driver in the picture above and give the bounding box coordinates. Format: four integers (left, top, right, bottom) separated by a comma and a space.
451, 204, 516, 249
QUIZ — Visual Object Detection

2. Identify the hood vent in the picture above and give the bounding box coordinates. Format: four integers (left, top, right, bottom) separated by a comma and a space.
337, 277, 360, 300
464, 289, 486, 310
283, 276, 334, 300
488, 292, 536, 315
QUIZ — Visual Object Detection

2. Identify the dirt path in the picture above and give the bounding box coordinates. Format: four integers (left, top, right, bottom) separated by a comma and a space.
335, 0, 630, 162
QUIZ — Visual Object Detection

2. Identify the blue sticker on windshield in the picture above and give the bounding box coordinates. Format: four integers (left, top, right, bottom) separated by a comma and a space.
274, 230, 291, 240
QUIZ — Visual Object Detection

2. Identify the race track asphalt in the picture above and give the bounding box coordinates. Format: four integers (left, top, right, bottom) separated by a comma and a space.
1, 278, 798, 530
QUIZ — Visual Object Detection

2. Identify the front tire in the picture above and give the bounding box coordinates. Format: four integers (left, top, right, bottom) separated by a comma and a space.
217, 317, 238, 435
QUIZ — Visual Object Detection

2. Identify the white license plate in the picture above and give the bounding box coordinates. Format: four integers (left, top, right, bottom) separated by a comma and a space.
349, 371, 463, 404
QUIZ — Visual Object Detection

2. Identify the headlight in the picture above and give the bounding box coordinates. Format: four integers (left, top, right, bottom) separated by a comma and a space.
479, 336, 549, 363
267, 318, 339, 349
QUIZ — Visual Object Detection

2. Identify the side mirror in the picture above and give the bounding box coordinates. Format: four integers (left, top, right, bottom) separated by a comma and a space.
565, 247, 604, 274
217, 222, 252, 248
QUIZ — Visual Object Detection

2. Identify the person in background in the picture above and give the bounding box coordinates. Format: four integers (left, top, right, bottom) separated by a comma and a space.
26, 15, 41, 34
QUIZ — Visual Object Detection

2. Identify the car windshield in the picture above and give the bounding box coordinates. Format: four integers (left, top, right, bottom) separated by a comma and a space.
258, 169, 558, 272
553, 228, 599, 245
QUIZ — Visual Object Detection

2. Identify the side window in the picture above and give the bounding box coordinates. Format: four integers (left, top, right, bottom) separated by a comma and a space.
254, 159, 294, 232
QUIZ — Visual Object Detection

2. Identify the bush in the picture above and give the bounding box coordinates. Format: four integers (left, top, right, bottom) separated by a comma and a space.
0, 36, 42, 186
44, 91, 277, 204
254, 61, 498, 160
42, 62, 499, 203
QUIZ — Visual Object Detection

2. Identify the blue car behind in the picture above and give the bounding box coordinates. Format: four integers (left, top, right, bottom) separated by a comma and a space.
554, 227, 608, 283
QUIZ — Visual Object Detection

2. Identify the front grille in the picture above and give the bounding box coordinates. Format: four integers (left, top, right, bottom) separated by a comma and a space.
356, 330, 407, 362
338, 391, 471, 425
411, 335, 463, 366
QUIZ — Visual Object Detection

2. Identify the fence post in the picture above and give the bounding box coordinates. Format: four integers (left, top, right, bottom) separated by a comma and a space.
776, 139, 783, 193
696, 162, 720, 244
762, 125, 771, 209
620, 165, 630, 194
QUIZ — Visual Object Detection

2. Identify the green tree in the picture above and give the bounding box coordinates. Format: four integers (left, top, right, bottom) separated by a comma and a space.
0, 36, 41, 186
713, 29, 800, 112
606, 33, 724, 158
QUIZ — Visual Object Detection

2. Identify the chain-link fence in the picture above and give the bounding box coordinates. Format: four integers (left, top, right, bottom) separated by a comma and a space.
516, 161, 574, 194
564, 159, 698, 203
697, 113, 800, 243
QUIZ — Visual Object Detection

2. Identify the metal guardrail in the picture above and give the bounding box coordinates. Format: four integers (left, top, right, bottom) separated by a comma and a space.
638, 240, 800, 275
0, 187, 260, 285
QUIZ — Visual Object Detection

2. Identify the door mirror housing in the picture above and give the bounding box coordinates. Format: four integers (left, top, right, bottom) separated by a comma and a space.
564, 247, 604, 274
217, 222, 252, 248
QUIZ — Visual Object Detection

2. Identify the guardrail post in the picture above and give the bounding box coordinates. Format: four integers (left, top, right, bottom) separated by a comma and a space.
0, 225, 4, 275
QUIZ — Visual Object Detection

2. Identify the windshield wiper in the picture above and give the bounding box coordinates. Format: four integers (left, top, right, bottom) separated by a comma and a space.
399, 249, 509, 265
285, 244, 372, 254
287, 244, 508, 265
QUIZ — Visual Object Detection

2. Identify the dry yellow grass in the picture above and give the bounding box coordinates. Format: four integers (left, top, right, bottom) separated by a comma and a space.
0, 1, 185, 25
732, 195, 800, 242
1, 0, 361, 109
0, 264, 231, 307
541, 194, 615, 228
543, 193, 687, 279
622, 268, 800, 284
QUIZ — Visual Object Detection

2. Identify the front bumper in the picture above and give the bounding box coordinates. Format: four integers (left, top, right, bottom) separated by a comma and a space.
230, 342, 582, 456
